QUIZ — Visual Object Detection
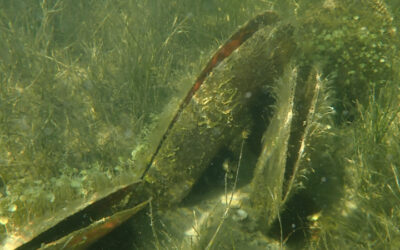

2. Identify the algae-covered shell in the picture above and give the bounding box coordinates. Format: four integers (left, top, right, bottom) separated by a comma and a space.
141, 16, 296, 208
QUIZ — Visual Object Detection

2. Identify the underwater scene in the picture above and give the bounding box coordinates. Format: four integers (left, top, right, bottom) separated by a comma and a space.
0, 0, 400, 249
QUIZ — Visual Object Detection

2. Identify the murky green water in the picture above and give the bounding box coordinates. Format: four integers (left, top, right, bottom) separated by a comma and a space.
0, 0, 399, 249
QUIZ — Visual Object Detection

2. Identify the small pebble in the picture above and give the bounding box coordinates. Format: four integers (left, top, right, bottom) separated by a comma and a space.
8, 204, 17, 212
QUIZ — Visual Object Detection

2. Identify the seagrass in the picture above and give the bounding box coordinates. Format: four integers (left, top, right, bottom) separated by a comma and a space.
5, 0, 399, 248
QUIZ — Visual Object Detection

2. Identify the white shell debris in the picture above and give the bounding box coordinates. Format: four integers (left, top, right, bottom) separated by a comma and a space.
233, 209, 248, 222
